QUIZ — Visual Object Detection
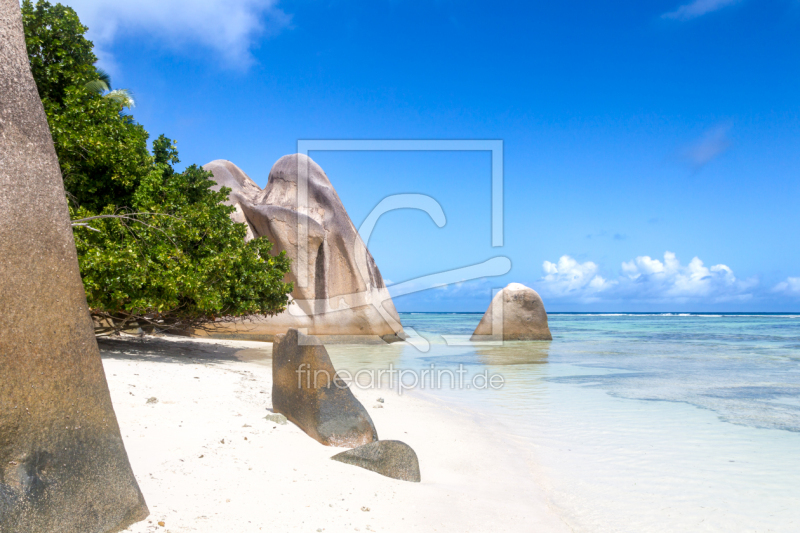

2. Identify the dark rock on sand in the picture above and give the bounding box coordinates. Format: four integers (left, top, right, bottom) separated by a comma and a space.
272, 329, 378, 447
331, 440, 421, 482
0, 2, 148, 531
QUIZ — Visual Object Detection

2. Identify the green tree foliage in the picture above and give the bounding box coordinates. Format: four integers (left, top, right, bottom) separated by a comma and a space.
22, 0, 96, 105
22, 1, 292, 332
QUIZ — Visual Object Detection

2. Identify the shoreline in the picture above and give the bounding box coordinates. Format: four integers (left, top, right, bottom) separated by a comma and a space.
101, 335, 571, 533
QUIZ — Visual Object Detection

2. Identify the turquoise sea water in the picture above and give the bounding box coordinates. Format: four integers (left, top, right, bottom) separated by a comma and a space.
402, 312, 800, 432
330, 313, 800, 532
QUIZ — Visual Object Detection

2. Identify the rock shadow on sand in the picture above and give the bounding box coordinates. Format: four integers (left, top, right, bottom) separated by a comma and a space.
97, 336, 272, 366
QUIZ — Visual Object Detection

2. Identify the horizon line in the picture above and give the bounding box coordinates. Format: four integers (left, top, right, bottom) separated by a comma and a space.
397, 311, 800, 315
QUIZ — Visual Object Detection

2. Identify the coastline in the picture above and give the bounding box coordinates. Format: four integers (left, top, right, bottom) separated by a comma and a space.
102, 335, 571, 533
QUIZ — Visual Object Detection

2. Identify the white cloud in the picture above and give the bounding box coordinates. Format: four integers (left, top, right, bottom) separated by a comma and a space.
681, 124, 732, 171
537, 252, 756, 303
62, 0, 291, 68
622, 255, 666, 277
539, 256, 615, 301
621, 252, 745, 299
773, 277, 800, 296
662, 0, 740, 20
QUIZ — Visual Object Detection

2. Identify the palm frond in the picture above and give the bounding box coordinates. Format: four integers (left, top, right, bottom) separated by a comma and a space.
84, 78, 110, 94
95, 67, 112, 89
105, 89, 135, 109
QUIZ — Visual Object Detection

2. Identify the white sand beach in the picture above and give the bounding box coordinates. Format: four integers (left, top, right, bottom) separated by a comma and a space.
102, 335, 570, 533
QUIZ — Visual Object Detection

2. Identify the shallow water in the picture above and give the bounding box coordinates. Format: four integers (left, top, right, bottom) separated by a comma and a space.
326, 313, 800, 532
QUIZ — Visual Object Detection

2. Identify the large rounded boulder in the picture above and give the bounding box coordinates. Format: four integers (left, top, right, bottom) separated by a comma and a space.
471, 283, 552, 341
199, 156, 405, 344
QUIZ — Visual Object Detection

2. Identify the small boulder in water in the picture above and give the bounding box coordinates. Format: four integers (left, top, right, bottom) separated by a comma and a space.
471, 283, 552, 341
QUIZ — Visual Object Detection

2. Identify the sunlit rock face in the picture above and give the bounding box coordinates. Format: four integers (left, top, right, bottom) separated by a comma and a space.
200, 155, 405, 343
471, 283, 552, 341
0, 2, 149, 531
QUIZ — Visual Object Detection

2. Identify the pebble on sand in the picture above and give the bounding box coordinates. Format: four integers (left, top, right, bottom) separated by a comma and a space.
265, 413, 288, 425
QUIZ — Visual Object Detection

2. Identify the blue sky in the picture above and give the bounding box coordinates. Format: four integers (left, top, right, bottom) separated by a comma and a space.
62, 0, 800, 311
